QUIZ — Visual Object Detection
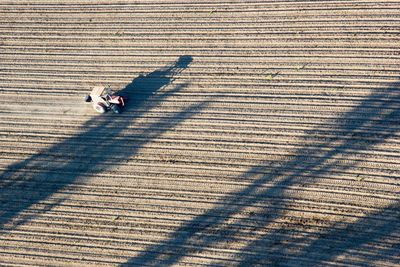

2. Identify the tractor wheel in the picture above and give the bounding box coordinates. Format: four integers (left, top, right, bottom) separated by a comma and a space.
111, 104, 122, 114
84, 95, 92, 102
94, 103, 107, 113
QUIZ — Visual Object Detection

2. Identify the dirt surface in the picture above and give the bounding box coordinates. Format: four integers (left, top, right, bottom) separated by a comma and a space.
0, 1, 399, 266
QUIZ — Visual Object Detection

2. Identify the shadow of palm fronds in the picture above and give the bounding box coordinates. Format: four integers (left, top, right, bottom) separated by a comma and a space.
0, 55, 210, 232
124, 81, 400, 266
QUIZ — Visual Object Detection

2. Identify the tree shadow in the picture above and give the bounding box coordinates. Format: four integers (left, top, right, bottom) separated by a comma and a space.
0, 55, 203, 231
234, 82, 400, 266
123, 81, 400, 266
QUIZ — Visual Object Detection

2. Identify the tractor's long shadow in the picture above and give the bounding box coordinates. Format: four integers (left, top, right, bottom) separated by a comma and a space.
0, 55, 204, 230
124, 81, 400, 266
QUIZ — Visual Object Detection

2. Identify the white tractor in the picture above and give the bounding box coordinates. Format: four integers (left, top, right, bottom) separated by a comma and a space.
85, 86, 127, 114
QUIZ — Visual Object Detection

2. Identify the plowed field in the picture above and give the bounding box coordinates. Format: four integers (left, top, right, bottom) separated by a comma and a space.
1, 1, 399, 266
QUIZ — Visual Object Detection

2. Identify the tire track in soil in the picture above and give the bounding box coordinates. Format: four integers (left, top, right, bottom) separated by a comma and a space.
1, 1, 400, 266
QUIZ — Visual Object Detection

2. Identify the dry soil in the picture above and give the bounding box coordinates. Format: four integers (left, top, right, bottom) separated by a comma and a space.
0, 1, 399, 266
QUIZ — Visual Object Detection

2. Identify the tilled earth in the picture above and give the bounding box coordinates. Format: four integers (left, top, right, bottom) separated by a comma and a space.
0, 1, 399, 266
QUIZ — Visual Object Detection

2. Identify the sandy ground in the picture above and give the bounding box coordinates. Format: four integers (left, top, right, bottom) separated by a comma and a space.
0, 1, 399, 266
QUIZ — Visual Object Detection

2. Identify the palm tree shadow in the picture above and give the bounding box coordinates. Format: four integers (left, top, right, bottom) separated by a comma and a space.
238, 83, 400, 266
0, 55, 201, 231
280, 202, 400, 266
123, 81, 400, 266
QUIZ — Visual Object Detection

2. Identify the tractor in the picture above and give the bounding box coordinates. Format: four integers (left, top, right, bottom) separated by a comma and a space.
85, 86, 127, 114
